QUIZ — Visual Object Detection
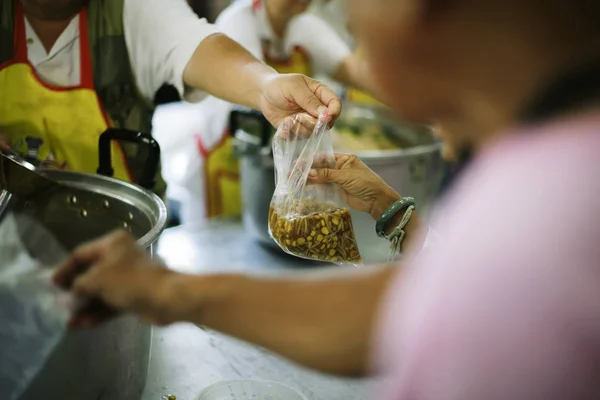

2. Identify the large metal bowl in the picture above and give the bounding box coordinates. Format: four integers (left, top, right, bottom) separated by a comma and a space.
0, 171, 168, 400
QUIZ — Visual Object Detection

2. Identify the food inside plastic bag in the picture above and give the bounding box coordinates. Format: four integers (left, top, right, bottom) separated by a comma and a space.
269, 113, 362, 264
0, 212, 76, 400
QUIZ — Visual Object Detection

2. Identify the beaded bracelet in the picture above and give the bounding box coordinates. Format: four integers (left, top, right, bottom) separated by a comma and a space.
375, 197, 416, 238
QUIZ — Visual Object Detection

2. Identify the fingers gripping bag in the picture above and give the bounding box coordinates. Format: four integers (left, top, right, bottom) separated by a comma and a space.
269, 113, 362, 264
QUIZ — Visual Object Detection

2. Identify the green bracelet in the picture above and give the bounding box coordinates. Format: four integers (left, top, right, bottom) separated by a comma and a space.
375, 197, 416, 238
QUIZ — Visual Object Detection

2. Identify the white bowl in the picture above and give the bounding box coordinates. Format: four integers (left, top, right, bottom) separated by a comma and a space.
194, 379, 308, 400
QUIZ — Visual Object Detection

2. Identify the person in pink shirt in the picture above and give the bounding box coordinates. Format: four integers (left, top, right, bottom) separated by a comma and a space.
54, 0, 600, 398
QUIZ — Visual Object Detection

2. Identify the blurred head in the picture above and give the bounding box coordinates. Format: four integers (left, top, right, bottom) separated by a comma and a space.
347, 0, 600, 150
20, 0, 89, 20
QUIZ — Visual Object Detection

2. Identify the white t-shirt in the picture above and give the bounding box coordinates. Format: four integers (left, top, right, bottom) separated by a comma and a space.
23, 0, 219, 102
215, 0, 351, 77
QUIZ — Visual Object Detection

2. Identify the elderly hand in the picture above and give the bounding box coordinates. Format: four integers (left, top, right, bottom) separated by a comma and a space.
308, 153, 401, 220
53, 230, 186, 329
260, 74, 342, 132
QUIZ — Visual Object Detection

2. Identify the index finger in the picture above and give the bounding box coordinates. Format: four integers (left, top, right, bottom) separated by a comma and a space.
306, 79, 342, 123
276, 112, 317, 139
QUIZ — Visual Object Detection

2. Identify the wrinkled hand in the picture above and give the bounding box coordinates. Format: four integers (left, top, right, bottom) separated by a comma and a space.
308, 153, 401, 219
53, 230, 180, 329
0, 130, 11, 152
260, 74, 342, 133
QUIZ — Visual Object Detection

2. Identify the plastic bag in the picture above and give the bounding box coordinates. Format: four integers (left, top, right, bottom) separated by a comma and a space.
0, 212, 76, 400
269, 113, 362, 264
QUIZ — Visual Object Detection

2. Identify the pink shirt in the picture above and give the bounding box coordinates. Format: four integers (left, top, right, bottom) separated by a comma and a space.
375, 113, 600, 400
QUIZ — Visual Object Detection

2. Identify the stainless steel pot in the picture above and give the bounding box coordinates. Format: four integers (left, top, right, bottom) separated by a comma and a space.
231, 104, 444, 264
0, 129, 167, 400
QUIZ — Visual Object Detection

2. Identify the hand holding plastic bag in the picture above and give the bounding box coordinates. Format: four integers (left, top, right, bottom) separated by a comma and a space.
268, 112, 362, 264
0, 213, 76, 400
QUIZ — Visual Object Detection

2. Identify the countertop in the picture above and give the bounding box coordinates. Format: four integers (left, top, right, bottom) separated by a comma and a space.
142, 220, 374, 400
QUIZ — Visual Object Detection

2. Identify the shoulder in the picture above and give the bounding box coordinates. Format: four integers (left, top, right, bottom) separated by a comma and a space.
123, 0, 210, 25
423, 119, 600, 305
374, 123, 600, 396
287, 13, 334, 36
216, 0, 255, 28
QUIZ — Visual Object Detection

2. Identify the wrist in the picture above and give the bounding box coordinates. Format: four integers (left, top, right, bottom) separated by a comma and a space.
244, 63, 278, 110
162, 273, 244, 326
369, 190, 401, 220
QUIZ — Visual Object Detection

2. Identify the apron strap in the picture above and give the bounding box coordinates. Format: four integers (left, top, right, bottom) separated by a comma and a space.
77, 8, 94, 90
12, 1, 94, 90
13, 1, 28, 63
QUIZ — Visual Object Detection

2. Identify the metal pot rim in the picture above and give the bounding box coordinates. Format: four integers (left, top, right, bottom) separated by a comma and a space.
352, 142, 443, 162
41, 170, 168, 248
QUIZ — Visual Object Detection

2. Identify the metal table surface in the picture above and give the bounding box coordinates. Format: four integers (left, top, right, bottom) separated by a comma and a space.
142, 220, 374, 400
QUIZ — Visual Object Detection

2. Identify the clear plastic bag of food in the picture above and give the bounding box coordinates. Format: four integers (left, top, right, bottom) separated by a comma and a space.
269, 113, 362, 264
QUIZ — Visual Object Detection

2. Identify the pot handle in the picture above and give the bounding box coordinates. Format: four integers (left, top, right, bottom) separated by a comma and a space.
97, 128, 160, 190
229, 108, 272, 148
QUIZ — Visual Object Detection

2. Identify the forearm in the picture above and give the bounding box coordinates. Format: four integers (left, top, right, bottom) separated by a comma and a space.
168, 266, 396, 376
183, 33, 277, 109
333, 55, 379, 97
333, 55, 367, 92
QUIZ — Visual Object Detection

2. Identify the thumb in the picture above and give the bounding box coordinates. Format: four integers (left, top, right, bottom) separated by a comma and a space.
305, 77, 342, 121
308, 167, 343, 184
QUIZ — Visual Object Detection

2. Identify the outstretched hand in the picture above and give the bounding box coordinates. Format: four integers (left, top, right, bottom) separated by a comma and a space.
53, 231, 183, 329
260, 74, 342, 134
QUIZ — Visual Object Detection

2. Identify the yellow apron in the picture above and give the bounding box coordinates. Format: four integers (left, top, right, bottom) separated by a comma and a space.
197, 130, 241, 219
201, 12, 311, 218
346, 87, 384, 107
0, 3, 132, 182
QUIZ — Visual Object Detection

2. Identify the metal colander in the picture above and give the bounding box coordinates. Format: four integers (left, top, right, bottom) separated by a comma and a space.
0, 169, 167, 253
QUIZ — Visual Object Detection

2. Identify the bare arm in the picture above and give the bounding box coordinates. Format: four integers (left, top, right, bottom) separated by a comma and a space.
182, 33, 342, 127
56, 232, 398, 378
168, 266, 395, 376
183, 33, 277, 110
333, 54, 381, 98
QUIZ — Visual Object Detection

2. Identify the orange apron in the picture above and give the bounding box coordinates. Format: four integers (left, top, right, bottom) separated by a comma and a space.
0, 3, 132, 181
201, 2, 312, 219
